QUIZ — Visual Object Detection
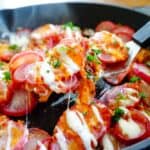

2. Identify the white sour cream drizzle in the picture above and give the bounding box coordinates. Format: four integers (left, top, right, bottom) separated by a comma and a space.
66, 109, 97, 150
120, 88, 139, 106
118, 118, 141, 139
0, 70, 5, 79
91, 105, 104, 124
37, 140, 47, 150
56, 44, 80, 75
6, 121, 12, 150
62, 54, 80, 75
102, 134, 114, 150
39, 61, 61, 93
55, 127, 68, 150
40, 52, 79, 93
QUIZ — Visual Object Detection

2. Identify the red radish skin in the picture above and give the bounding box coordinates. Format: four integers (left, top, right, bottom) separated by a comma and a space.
0, 87, 37, 117
96, 21, 116, 32
133, 63, 150, 84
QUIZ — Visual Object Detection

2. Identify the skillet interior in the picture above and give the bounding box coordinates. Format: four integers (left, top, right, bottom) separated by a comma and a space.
0, 2, 150, 149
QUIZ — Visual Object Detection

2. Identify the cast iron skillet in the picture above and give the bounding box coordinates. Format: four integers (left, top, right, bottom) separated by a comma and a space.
0, 2, 150, 150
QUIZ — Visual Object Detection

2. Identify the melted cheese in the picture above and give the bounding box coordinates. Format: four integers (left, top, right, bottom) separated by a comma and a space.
66, 109, 97, 150
37, 140, 47, 150
62, 54, 80, 75
125, 88, 138, 95
40, 61, 76, 93
91, 105, 104, 124
118, 118, 141, 139
102, 134, 114, 150
55, 127, 68, 150
55, 44, 80, 75
39, 61, 60, 92
120, 88, 139, 106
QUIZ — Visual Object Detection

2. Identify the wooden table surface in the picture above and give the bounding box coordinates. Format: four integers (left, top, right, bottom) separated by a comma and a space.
99, 0, 150, 7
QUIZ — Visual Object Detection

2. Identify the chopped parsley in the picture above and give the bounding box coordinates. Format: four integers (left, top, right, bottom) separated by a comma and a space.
86, 47, 101, 64
92, 48, 102, 55
112, 108, 125, 124
52, 59, 61, 68
113, 39, 118, 45
62, 22, 80, 30
130, 76, 140, 83
90, 100, 96, 105
82, 111, 88, 116
87, 54, 95, 62
115, 93, 127, 101
139, 92, 146, 99
57, 46, 69, 52
146, 61, 150, 67
2, 71, 11, 81
8, 44, 19, 51
86, 53, 100, 64
86, 70, 93, 79
125, 46, 130, 51
0, 62, 4, 69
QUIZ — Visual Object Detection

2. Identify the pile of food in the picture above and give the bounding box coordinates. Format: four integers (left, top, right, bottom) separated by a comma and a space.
0, 20, 149, 150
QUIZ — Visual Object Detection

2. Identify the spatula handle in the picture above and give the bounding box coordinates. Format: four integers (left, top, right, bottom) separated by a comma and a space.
133, 21, 150, 47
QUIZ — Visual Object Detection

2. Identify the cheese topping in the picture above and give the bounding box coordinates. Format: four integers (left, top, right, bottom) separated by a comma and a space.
55, 127, 68, 150
39, 61, 59, 92
119, 118, 141, 139
37, 140, 47, 150
66, 109, 97, 150
120, 88, 139, 106
62, 54, 80, 75
55, 44, 80, 75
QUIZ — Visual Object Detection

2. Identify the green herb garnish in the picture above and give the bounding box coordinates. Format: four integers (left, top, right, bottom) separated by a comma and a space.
130, 76, 140, 83
62, 22, 80, 30
86, 53, 100, 64
112, 108, 125, 124
86, 71, 93, 79
115, 93, 127, 101
53, 59, 61, 68
57, 46, 69, 52
90, 100, 96, 105
0, 62, 4, 69
2, 71, 11, 81
92, 48, 102, 55
8, 44, 19, 50
87, 54, 95, 62
113, 39, 118, 45
82, 111, 88, 116
139, 92, 146, 99
125, 46, 130, 51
